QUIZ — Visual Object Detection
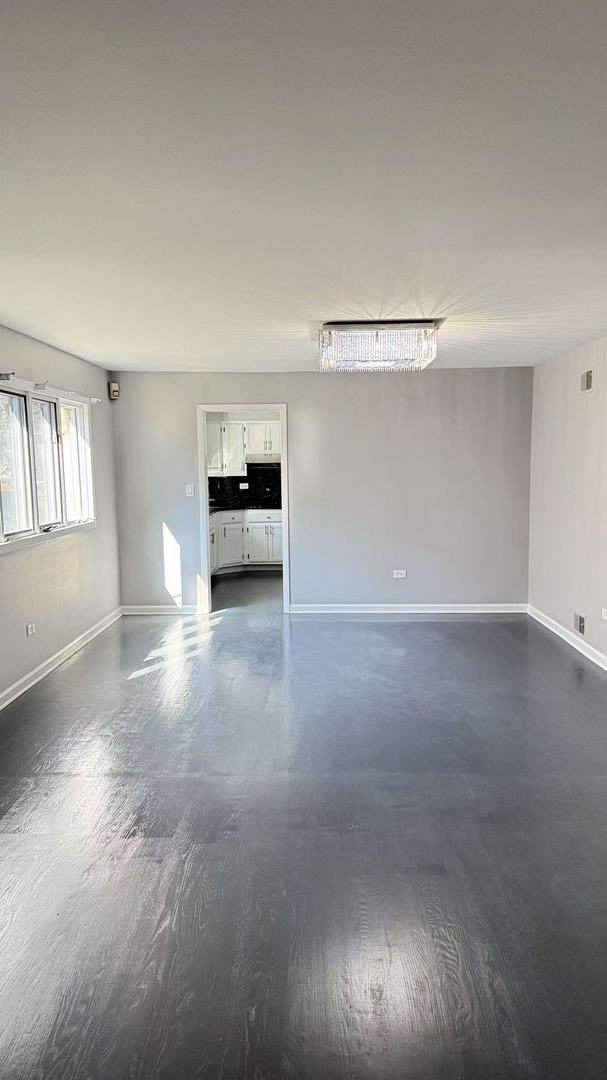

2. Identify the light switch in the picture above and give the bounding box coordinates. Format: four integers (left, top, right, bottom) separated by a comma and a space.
185, 483, 195, 497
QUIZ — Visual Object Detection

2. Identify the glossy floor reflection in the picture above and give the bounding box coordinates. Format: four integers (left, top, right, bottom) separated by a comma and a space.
1, 606, 607, 1079
211, 568, 283, 613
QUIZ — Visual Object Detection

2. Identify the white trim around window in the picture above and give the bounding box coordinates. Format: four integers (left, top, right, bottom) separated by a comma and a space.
0, 377, 96, 553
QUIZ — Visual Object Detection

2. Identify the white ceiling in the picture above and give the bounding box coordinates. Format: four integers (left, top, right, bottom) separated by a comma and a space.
2, 0, 607, 372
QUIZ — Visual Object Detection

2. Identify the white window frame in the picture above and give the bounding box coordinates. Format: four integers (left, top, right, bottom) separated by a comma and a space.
0, 376, 96, 554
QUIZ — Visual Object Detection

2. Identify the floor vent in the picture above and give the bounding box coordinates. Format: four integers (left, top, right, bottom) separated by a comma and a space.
574, 613, 586, 636
581, 369, 593, 393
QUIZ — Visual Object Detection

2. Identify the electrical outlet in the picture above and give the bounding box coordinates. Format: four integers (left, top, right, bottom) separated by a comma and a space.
26, 623, 36, 637
602, 609, 607, 622
185, 483, 194, 497
574, 613, 585, 636
393, 569, 407, 579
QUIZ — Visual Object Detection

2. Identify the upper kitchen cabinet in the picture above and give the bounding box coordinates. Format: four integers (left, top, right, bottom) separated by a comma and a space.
267, 421, 281, 453
207, 415, 280, 473
244, 420, 281, 458
244, 422, 267, 455
206, 421, 247, 477
222, 422, 247, 476
206, 419, 224, 476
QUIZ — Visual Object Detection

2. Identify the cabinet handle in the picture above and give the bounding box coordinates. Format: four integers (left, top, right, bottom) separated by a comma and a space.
268, 440, 272, 450
223, 527, 226, 538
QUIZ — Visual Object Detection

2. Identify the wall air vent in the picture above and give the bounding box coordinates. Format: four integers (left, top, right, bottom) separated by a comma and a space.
581, 370, 593, 393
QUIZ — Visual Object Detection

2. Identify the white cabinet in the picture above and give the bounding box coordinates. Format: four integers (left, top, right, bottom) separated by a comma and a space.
268, 522, 282, 562
245, 512, 283, 563
221, 510, 244, 525
246, 522, 269, 562
222, 423, 246, 476
267, 421, 281, 454
207, 421, 246, 476
208, 418, 280, 471
212, 509, 282, 569
244, 422, 267, 454
209, 521, 219, 574
206, 421, 224, 476
221, 521, 244, 565
244, 421, 281, 456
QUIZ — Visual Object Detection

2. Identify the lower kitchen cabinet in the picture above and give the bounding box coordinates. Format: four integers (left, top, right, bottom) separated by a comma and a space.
212, 509, 282, 570
209, 522, 219, 573
246, 522, 269, 562
220, 521, 245, 566
268, 522, 282, 561
245, 518, 282, 563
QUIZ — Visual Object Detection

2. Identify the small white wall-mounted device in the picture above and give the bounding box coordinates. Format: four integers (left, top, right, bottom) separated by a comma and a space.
108, 381, 120, 400
581, 370, 594, 393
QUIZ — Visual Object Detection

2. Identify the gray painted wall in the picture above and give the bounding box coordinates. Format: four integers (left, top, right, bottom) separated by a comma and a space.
111, 368, 533, 608
0, 326, 120, 696
529, 335, 607, 654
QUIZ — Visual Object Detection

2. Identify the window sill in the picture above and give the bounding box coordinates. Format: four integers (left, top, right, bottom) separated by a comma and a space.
0, 520, 96, 556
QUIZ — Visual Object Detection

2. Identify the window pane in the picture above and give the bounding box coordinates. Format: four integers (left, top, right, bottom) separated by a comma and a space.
76, 407, 94, 520
60, 403, 94, 523
32, 399, 61, 526
0, 392, 33, 535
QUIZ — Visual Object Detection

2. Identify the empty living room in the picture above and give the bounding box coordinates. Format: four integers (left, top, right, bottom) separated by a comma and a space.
1, 2, 607, 1078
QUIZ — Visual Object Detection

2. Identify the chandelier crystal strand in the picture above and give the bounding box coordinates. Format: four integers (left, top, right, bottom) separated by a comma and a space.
319, 323, 438, 372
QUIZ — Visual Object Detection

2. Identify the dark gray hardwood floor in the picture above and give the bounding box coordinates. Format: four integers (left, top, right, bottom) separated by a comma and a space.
1, 587, 607, 1079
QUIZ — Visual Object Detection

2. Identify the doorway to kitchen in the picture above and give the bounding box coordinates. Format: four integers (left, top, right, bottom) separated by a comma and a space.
196, 404, 290, 615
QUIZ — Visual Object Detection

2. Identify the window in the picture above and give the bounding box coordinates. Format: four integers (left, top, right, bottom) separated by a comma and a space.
32, 399, 61, 526
60, 403, 94, 523
0, 392, 33, 535
0, 386, 95, 547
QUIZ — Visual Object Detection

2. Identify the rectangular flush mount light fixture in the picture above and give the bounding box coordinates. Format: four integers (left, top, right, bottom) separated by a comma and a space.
319, 320, 439, 372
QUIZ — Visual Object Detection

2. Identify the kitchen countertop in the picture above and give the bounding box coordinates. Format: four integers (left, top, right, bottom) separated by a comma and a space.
209, 506, 281, 514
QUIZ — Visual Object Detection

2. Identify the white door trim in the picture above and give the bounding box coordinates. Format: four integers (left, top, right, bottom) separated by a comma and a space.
196, 404, 290, 615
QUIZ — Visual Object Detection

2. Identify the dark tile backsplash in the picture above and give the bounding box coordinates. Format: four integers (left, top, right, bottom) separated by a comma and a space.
208, 464, 281, 510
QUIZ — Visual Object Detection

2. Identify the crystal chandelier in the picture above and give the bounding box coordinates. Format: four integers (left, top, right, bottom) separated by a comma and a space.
319, 321, 439, 373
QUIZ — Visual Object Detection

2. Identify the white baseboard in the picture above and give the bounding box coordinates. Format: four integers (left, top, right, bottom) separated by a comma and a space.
527, 606, 607, 673
2, 603, 604, 714
289, 603, 528, 614
212, 564, 278, 578
121, 605, 200, 615
0, 607, 122, 712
